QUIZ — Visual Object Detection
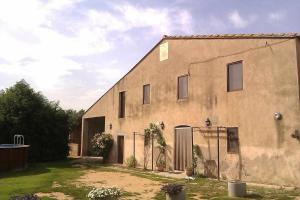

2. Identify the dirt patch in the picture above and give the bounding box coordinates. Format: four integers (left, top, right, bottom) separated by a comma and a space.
75, 170, 162, 200
36, 192, 73, 200
52, 181, 62, 188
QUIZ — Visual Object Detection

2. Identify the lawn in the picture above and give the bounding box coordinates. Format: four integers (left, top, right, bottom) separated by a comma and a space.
0, 159, 299, 200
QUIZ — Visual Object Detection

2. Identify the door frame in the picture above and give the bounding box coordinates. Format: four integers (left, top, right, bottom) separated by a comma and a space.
173, 125, 193, 171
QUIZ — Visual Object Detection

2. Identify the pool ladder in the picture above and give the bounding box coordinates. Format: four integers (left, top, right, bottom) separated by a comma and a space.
14, 135, 24, 145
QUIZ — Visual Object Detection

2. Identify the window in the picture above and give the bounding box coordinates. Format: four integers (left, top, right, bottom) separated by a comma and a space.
143, 84, 150, 104
227, 61, 243, 92
227, 128, 239, 153
178, 75, 188, 99
118, 91, 125, 118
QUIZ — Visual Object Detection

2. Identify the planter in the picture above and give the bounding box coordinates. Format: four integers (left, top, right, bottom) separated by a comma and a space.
166, 190, 185, 200
157, 166, 165, 172
185, 169, 193, 177
228, 180, 246, 197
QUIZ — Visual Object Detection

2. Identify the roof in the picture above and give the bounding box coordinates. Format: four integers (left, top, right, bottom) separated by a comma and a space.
163, 33, 300, 39
84, 33, 299, 115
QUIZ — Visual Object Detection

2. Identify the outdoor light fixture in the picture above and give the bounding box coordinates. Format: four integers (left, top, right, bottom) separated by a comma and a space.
109, 123, 112, 130
274, 112, 282, 120
205, 118, 211, 127
159, 121, 165, 130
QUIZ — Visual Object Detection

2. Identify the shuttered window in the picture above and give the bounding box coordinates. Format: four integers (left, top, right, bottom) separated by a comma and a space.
227, 61, 243, 92
227, 128, 239, 153
143, 84, 150, 104
178, 75, 188, 99
118, 91, 125, 118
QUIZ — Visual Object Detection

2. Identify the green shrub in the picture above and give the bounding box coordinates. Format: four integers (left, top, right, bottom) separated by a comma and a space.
91, 133, 113, 161
125, 155, 137, 168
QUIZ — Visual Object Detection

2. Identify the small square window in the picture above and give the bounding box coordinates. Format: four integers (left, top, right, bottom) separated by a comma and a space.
227, 61, 243, 92
143, 84, 150, 104
227, 127, 239, 153
178, 75, 188, 99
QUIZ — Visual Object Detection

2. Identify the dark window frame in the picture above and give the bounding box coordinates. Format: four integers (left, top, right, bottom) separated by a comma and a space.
143, 84, 150, 104
227, 127, 239, 153
118, 91, 125, 118
227, 60, 243, 92
177, 74, 188, 100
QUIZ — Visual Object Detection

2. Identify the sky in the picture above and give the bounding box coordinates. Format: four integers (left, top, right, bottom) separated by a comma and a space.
0, 0, 300, 110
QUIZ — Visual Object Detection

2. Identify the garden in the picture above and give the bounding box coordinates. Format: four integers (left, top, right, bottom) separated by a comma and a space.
1, 158, 300, 200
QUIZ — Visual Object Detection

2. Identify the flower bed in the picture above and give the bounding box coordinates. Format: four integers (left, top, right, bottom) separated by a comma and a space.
87, 187, 121, 200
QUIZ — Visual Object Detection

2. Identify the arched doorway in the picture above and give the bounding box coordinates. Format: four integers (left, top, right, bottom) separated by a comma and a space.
174, 125, 193, 171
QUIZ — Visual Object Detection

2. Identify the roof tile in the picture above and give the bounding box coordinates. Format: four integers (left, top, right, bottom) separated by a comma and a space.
163, 33, 300, 39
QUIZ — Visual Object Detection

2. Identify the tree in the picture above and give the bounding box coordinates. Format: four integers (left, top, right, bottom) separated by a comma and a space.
0, 80, 70, 161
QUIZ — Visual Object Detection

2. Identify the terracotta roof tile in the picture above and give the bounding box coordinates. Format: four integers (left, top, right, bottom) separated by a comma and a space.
163, 33, 300, 39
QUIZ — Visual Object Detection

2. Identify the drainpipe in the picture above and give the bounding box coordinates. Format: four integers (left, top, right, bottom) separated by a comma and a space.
133, 132, 136, 168
152, 135, 154, 171
217, 126, 220, 181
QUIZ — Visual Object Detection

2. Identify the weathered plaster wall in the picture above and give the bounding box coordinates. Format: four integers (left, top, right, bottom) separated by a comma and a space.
82, 37, 300, 186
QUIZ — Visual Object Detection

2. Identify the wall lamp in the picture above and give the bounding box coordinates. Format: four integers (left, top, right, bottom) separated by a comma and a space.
205, 118, 211, 127
274, 112, 282, 120
109, 123, 112, 130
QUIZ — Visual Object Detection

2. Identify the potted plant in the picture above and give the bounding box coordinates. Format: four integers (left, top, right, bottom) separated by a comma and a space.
185, 165, 193, 176
156, 159, 166, 172
161, 183, 185, 200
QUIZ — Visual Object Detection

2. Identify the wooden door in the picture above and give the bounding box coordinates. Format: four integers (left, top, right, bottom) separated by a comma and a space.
117, 136, 124, 164
174, 127, 192, 171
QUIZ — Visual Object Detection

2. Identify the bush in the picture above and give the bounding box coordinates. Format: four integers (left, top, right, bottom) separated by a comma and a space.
161, 183, 184, 195
125, 155, 137, 168
87, 187, 121, 200
91, 133, 113, 161
9, 194, 40, 200
0, 80, 70, 161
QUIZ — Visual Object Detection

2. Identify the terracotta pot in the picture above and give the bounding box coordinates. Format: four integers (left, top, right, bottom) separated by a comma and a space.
185, 169, 193, 176
157, 166, 165, 172
166, 190, 185, 200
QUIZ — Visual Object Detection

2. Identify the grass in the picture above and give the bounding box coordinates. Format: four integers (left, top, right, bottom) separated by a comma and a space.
0, 159, 299, 199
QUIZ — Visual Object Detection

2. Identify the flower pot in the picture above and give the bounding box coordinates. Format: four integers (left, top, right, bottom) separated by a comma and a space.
185, 169, 193, 176
157, 166, 165, 172
166, 190, 185, 200
228, 180, 246, 197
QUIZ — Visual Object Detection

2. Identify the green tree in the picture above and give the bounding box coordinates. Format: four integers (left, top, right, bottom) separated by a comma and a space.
0, 80, 70, 161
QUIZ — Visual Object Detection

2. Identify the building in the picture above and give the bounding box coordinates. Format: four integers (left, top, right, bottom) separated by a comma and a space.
81, 33, 300, 186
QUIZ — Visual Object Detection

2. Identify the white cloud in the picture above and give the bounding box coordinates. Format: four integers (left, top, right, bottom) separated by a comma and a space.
0, 0, 113, 91
268, 11, 286, 22
0, 1, 194, 109
228, 10, 248, 28
177, 10, 194, 34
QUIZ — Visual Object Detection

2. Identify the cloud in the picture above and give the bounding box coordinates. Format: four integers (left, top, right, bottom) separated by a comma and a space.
228, 10, 257, 29
0, 0, 194, 109
87, 4, 194, 35
0, 0, 113, 92
268, 11, 286, 22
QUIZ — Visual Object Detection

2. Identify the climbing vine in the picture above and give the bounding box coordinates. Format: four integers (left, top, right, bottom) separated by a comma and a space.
144, 123, 167, 169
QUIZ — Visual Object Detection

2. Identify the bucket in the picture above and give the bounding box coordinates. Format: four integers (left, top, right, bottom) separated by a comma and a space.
228, 180, 246, 197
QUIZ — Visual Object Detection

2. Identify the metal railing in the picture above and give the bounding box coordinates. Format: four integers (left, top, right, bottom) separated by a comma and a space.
14, 135, 24, 145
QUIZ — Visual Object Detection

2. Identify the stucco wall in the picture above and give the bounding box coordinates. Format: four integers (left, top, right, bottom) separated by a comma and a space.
82, 37, 300, 186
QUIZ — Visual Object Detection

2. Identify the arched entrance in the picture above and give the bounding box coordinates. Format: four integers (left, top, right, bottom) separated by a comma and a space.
174, 125, 193, 171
